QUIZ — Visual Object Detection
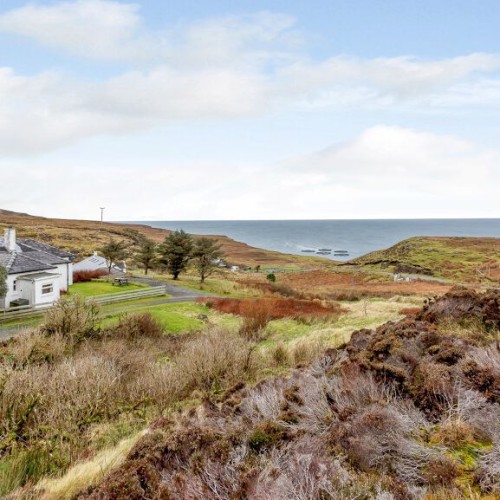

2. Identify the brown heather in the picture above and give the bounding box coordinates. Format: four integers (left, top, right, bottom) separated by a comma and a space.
78, 288, 500, 500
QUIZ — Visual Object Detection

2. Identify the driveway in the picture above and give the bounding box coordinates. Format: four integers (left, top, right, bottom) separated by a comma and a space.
129, 276, 210, 298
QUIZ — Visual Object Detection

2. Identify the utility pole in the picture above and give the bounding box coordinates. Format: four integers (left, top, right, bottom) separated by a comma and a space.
100, 207, 105, 222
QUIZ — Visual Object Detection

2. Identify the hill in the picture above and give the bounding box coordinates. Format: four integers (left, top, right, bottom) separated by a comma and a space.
0, 210, 325, 269
346, 236, 500, 284
75, 288, 500, 499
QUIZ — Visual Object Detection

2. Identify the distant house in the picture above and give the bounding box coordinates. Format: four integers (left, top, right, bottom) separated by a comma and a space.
0, 228, 74, 309
73, 251, 126, 274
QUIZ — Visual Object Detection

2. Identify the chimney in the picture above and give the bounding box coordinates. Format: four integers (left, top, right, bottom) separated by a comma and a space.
4, 228, 16, 252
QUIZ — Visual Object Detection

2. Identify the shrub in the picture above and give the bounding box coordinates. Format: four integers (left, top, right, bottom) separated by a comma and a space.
73, 269, 109, 283
40, 296, 100, 342
107, 313, 164, 341
271, 343, 289, 366
430, 419, 476, 448
477, 441, 500, 493
2, 329, 68, 368
239, 300, 273, 341
266, 273, 276, 283
172, 329, 257, 394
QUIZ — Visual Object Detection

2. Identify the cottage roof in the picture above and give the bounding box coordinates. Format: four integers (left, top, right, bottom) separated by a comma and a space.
4, 253, 56, 274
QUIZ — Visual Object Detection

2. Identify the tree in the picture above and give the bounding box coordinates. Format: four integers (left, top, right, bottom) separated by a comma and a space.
192, 237, 224, 283
100, 239, 128, 273
0, 265, 7, 301
158, 230, 193, 280
134, 237, 157, 275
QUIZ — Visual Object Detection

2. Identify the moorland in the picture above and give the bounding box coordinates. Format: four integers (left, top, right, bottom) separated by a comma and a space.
0, 209, 499, 499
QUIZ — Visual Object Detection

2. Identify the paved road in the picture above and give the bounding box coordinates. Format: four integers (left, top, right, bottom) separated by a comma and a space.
129, 276, 209, 298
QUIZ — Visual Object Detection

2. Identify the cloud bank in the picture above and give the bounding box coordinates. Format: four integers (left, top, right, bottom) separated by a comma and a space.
0, 1, 500, 156
1, 126, 498, 219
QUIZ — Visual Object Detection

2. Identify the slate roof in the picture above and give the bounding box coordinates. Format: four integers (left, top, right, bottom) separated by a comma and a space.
4, 253, 55, 274
0, 238, 74, 275
17, 239, 74, 260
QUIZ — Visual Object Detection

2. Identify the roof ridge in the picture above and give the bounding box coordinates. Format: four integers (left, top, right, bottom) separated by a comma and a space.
6, 252, 16, 270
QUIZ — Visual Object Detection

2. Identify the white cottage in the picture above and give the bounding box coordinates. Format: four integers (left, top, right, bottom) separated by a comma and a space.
0, 228, 74, 309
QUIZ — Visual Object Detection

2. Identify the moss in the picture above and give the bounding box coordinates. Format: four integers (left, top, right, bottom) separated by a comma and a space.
248, 421, 292, 453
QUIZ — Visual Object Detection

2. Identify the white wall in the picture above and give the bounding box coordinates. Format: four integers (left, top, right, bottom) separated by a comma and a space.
1, 272, 61, 309
54, 262, 73, 291
2, 274, 35, 308
33, 278, 60, 307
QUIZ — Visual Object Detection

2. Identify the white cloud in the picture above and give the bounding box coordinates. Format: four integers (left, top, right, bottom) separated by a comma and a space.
0, 0, 150, 61
277, 53, 500, 107
0, 1, 500, 157
1, 126, 498, 219
286, 125, 498, 194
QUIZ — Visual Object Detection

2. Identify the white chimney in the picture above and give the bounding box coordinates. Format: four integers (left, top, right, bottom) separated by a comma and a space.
4, 228, 16, 252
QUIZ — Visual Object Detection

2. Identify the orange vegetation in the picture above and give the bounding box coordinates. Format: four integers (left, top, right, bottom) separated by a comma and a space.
281, 270, 452, 297
197, 297, 345, 321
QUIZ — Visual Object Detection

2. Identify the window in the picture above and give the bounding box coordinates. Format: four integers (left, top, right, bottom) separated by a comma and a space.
13, 280, 17, 291
41, 283, 53, 295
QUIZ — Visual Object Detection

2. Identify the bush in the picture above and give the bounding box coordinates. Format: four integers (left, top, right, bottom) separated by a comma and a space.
271, 343, 289, 366
106, 313, 164, 341
239, 300, 273, 341
172, 329, 257, 393
40, 296, 100, 342
73, 269, 109, 283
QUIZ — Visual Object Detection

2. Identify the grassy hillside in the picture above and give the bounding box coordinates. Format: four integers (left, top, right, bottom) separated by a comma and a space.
70, 289, 500, 499
347, 236, 500, 284
0, 210, 326, 269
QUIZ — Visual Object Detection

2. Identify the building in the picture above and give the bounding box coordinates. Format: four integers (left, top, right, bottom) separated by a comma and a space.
73, 251, 126, 274
0, 228, 74, 309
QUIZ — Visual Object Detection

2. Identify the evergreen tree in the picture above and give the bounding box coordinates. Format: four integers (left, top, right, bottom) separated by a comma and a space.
134, 237, 157, 275
159, 230, 193, 280
192, 237, 223, 283
100, 239, 128, 273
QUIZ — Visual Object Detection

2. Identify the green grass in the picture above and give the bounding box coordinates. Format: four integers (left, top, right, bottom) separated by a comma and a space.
101, 302, 240, 334
69, 281, 146, 297
164, 274, 260, 298
351, 236, 500, 283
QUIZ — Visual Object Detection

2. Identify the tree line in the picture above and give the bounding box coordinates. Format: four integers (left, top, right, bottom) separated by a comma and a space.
100, 230, 223, 282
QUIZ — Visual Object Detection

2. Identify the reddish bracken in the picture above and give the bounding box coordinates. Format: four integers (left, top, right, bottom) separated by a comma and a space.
197, 297, 345, 321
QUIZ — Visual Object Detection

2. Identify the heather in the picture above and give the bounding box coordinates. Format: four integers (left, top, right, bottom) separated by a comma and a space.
75, 288, 500, 499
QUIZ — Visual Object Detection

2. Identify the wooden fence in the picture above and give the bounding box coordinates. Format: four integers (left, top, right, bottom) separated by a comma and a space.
0, 285, 168, 323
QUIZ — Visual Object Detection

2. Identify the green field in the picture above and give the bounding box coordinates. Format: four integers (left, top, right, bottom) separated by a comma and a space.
69, 280, 146, 297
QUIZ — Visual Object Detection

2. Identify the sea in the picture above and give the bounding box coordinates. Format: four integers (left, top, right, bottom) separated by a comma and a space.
133, 219, 500, 261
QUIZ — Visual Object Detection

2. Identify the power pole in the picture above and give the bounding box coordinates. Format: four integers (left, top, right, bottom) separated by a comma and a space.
100, 207, 105, 222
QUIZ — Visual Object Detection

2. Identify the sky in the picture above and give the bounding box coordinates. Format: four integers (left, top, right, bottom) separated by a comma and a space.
0, 0, 499, 221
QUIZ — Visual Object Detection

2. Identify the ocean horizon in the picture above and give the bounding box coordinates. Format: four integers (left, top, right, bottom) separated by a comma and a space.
129, 219, 500, 260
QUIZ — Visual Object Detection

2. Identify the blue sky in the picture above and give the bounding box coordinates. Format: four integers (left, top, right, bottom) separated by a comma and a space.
0, 0, 499, 220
